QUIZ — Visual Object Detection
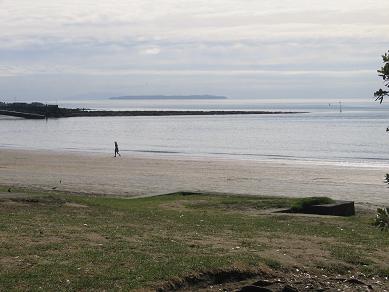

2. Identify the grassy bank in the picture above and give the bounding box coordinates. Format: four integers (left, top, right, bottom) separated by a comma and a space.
0, 188, 388, 290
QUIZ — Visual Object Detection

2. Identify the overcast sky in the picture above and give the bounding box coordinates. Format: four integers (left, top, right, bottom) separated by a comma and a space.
1, 0, 388, 100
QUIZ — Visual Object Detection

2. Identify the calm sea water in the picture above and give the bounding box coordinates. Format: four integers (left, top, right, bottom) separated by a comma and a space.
1, 98, 389, 168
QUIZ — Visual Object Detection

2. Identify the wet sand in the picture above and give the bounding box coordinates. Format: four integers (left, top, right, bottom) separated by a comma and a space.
0, 149, 387, 205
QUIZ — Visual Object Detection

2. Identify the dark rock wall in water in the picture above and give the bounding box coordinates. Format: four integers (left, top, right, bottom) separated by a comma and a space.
0, 102, 304, 119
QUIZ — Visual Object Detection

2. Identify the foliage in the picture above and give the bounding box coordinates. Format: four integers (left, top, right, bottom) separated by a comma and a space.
374, 51, 389, 103
290, 196, 334, 211
374, 207, 389, 231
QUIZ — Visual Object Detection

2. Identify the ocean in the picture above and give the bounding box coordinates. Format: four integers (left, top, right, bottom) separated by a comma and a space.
1, 98, 389, 168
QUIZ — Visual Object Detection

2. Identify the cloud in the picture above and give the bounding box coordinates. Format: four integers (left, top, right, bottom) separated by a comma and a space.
141, 47, 161, 55
0, 0, 388, 98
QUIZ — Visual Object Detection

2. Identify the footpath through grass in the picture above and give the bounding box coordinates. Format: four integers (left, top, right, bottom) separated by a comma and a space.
0, 189, 388, 290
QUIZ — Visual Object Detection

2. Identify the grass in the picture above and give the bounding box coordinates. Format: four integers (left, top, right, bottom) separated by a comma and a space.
0, 189, 388, 290
328, 244, 372, 266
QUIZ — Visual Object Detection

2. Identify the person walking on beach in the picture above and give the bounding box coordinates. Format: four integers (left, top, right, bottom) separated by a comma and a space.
114, 141, 121, 157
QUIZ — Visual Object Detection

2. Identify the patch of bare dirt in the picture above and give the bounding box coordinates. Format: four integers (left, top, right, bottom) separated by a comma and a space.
155, 267, 387, 291
84, 232, 108, 245
156, 268, 261, 291
160, 200, 209, 211
370, 249, 389, 270
0, 256, 21, 269
0, 200, 29, 207
3, 196, 66, 206
259, 236, 332, 269
64, 202, 88, 208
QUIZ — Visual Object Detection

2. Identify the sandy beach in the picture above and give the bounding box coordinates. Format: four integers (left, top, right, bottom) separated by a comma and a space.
0, 149, 387, 205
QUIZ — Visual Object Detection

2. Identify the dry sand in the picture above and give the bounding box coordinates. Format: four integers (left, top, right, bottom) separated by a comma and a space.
0, 149, 387, 205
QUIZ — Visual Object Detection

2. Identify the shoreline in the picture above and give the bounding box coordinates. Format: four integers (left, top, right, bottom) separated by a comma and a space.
2, 145, 389, 169
0, 148, 387, 205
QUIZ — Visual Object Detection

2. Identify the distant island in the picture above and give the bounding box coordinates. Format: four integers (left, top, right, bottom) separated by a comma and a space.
109, 95, 228, 100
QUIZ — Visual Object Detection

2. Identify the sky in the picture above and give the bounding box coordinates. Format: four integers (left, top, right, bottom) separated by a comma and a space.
0, 0, 389, 100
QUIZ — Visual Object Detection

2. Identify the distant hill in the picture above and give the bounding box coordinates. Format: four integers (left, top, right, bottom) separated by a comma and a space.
109, 95, 227, 100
